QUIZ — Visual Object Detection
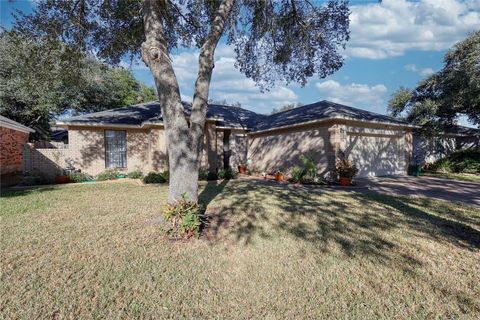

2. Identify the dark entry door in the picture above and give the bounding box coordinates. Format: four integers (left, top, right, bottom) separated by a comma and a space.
223, 130, 231, 169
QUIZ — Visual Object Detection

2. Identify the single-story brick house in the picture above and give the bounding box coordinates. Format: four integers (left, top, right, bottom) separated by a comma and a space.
46, 100, 415, 178
1, 115, 35, 186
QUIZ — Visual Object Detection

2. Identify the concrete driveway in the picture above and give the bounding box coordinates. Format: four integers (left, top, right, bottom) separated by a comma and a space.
355, 176, 480, 207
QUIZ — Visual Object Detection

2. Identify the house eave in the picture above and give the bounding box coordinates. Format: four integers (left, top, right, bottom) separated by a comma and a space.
57, 116, 223, 129
249, 116, 418, 135
0, 121, 35, 133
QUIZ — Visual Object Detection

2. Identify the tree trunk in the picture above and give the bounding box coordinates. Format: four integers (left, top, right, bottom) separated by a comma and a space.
141, 0, 234, 204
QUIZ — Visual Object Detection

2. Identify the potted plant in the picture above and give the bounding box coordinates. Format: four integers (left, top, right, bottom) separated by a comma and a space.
275, 170, 285, 182
238, 161, 247, 174
334, 159, 358, 186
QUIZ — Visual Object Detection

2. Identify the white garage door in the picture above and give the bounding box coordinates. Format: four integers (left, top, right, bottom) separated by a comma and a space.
346, 133, 406, 178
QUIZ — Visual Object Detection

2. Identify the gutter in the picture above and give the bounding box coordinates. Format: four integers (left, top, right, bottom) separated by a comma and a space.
249, 116, 418, 135
0, 121, 35, 133
56, 116, 224, 129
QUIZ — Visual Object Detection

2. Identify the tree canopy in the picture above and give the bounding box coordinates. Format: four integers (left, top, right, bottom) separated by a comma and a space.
388, 31, 480, 131
13, 0, 350, 90
0, 31, 156, 138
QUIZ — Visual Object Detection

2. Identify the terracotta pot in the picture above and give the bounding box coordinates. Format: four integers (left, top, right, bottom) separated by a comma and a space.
275, 172, 285, 182
55, 175, 70, 184
238, 165, 247, 174
339, 177, 351, 186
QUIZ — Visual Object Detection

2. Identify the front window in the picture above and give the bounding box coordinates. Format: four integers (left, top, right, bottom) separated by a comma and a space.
105, 130, 127, 168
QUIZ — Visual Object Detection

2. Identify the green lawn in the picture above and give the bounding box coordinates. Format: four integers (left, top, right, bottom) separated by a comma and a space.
423, 171, 480, 183
1, 180, 479, 319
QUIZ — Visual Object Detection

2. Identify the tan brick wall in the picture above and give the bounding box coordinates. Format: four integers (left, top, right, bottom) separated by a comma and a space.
149, 128, 168, 172
248, 123, 332, 176
1, 127, 29, 174
68, 127, 105, 175
23, 126, 170, 177
23, 144, 73, 177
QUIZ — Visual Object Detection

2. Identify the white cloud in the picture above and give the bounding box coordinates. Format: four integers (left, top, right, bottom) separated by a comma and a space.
315, 80, 388, 113
169, 45, 298, 113
404, 64, 435, 76
347, 0, 480, 59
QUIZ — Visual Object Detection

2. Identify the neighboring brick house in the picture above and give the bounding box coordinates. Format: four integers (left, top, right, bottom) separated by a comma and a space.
0, 116, 34, 185
29, 100, 415, 179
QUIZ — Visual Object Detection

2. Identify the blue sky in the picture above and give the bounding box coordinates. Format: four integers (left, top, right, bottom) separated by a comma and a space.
1, 0, 479, 125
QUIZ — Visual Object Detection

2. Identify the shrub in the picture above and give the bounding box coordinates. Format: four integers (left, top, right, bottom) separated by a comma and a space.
162, 194, 205, 238
127, 169, 144, 179
218, 167, 238, 180
429, 149, 480, 174
160, 170, 169, 182
217, 168, 225, 179
96, 169, 121, 181
288, 153, 323, 184
143, 172, 167, 184
300, 154, 317, 180
225, 167, 238, 179
199, 167, 209, 181
290, 166, 305, 183
68, 172, 92, 183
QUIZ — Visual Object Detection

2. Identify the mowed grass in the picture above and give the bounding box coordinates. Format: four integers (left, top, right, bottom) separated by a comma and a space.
423, 171, 480, 183
1, 180, 479, 319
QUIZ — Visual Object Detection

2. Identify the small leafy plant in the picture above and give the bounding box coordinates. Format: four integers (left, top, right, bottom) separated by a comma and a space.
96, 168, 121, 181
288, 153, 323, 184
127, 169, 144, 179
143, 171, 167, 184
218, 167, 238, 180
68, 172, 93, 183
199, 167, 209, 181
162, 193, 205, 238
289, 166, 305, 183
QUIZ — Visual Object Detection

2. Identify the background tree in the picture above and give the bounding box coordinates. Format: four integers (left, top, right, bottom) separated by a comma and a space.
388, 31, 480, 132
0, 31, 156, 138
13, 0, 350, 203
270, 103, 303, 114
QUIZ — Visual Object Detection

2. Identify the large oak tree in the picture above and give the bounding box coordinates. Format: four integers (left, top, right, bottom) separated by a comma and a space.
388, 31, 480, 133
13, 0, 350, 203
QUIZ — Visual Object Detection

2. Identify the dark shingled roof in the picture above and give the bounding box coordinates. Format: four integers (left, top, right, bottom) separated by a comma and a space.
62, 100, 411, 130
253, 100, 409, 131
63, 101, 266, 129
64, 101, 162, 126
441, 124, 480, 136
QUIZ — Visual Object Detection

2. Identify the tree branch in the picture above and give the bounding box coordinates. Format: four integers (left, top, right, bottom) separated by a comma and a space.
190, 0, 235, 136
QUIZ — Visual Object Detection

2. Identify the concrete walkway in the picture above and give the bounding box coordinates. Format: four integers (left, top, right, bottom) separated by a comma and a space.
355, 176, 480, 207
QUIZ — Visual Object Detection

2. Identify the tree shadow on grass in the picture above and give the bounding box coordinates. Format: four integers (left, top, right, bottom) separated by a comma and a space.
198, 180, 479, 272
0, 185, 61, 198
361, 193, 480, 250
